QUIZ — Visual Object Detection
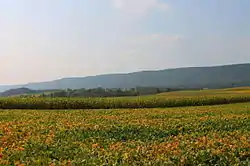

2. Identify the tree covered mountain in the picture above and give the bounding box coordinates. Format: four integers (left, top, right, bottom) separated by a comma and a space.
1, 63, 250, 92
0, 88, 37, 97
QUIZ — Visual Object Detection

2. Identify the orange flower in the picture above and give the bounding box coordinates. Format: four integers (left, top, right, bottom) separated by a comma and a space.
68, 160, 71, 166
17, 147, 25, 151
92, 144, 99, 148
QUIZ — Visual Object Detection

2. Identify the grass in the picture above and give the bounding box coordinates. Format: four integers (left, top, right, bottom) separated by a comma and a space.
0, 103, 249, 165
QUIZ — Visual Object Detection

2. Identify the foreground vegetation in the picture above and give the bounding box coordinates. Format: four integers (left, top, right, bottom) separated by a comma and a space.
0, 103, 249, 165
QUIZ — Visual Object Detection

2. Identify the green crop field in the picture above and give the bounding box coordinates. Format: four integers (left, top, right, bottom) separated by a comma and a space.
2, 87, 250, 109
0, 88, 250, 165
0, 104, 250, 165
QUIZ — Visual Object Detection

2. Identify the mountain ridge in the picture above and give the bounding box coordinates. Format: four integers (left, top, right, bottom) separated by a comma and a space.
1, 63, 250, 92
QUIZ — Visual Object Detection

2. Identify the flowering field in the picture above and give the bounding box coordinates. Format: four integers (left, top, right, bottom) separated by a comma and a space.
0, 103, 249, 165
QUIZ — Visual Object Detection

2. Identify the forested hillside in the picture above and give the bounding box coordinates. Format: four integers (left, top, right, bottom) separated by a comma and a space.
1, 63, 250, 92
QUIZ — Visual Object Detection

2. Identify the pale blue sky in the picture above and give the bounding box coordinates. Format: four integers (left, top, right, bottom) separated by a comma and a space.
0, 0, 249, 84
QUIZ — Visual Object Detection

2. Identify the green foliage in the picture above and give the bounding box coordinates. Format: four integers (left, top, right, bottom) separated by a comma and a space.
40, 87, 170, 98
1, 94, 250, 109
0, 103, 249, 165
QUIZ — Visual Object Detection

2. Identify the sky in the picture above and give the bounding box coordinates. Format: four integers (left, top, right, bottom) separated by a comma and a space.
0, 0, 250, 85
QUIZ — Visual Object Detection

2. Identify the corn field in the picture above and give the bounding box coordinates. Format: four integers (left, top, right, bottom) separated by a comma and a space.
1, 94, 250, 109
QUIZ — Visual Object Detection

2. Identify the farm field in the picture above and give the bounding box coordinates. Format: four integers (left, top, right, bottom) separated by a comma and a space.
0, 103, 249, 165
2, 87, 250, 109
158, 86, 250, 96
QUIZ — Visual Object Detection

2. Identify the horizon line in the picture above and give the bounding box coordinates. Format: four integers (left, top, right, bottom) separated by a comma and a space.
1, 62, 249, 86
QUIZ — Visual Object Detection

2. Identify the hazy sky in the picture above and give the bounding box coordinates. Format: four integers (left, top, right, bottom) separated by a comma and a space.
0, 0, 250, 85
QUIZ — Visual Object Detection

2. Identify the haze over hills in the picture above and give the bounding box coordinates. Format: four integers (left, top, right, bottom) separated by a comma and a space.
1, 63, 250, 92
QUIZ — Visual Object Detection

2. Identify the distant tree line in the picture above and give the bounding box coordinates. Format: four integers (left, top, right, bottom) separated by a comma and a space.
34, 87, 174, 98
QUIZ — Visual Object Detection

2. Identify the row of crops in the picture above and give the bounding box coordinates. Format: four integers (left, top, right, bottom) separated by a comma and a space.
1, 95, 250, 109
0, 103, 249, 165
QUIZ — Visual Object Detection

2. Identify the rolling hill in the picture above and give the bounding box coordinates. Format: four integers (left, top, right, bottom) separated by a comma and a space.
1, 63, 250, 92
0, 88, 37, 97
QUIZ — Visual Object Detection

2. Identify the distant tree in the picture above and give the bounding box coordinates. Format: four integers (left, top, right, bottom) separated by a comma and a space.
53, 91, 68, 97
156, 88, 161, 93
